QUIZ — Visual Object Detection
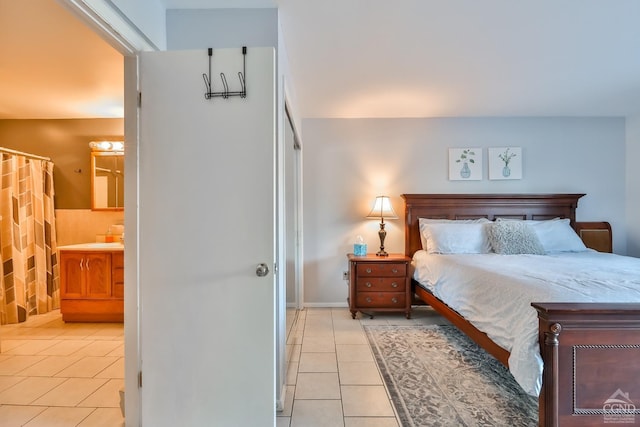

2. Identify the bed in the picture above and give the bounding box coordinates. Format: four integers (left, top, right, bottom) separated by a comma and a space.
402, 194, 640, 427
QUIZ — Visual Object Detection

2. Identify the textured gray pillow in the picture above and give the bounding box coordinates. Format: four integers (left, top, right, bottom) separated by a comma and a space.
489, 220, 545, 255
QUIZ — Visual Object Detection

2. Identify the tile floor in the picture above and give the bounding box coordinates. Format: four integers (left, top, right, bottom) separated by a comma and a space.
0, 310, 124, 427
277, 306, 448, 427
1, 306, 445, 427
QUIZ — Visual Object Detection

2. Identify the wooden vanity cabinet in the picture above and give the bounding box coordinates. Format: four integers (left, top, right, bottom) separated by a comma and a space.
60, 249, 124, 322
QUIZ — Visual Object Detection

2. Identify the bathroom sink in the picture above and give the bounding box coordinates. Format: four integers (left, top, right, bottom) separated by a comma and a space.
58, 242, 124, 251
85, 242, 124, 248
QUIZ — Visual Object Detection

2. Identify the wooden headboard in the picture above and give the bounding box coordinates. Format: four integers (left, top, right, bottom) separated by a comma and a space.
402, 193, 585, 257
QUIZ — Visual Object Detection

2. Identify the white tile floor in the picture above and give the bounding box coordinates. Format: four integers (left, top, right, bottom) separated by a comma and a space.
0, 310, 124, 427
277, 306, 448, 427
1, 306, 445, 427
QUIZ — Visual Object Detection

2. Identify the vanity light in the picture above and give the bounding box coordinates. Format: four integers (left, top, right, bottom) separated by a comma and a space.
366, 196, 398, 257
89, 141, 124, 152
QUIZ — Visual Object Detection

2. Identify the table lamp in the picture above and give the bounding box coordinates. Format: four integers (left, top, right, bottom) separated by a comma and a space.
366, 196, 398, 256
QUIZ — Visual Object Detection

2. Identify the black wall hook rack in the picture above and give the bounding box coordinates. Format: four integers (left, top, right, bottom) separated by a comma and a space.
203, 46, 247, 100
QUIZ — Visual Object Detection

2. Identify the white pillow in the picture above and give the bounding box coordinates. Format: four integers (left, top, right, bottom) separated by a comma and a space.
419, 218, 490, 251
420, 222, 492, 254
527, 218, 588, 253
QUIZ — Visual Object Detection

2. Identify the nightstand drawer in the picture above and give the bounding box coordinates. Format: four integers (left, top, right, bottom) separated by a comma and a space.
356, 277, 404, 292
356, 263, 406, 277
356, 292, 406, 308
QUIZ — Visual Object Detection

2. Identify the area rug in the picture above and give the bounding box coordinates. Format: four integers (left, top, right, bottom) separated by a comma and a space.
364, 324, 538, 427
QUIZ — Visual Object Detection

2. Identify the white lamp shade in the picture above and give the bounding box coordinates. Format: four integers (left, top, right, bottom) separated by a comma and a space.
366, 196, 398, 220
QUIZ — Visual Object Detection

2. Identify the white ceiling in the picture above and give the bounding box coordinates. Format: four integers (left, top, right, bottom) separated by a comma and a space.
0, 0, 123, 119
3, 0, 640, 120
277, 0, 640, 118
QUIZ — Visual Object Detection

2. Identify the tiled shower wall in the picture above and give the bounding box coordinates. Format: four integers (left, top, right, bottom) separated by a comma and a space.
55, 210, 124, 246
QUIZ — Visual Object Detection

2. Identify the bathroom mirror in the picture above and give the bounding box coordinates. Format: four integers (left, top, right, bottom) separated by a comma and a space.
91, 151, 124, 210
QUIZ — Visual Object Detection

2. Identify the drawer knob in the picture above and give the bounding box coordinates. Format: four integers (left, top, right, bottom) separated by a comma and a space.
366, 282, 372, 288
392, 268, 398, 274
391, 282, 398, 288
391, 297, 398, 304
366, 268, 372, 274
366, 297, 372, 303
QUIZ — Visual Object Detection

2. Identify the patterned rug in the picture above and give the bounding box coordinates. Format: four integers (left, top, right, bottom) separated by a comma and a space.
364, 324, 538, 427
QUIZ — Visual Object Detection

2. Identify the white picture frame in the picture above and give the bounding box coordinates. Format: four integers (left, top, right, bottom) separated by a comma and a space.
488, 147, 522, 180
449, 148, 482, 180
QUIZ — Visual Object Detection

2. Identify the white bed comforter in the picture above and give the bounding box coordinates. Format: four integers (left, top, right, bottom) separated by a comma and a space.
412, 250, 640, 396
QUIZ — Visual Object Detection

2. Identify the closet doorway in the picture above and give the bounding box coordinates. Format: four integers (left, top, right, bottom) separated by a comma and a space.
284, 102, 302, 338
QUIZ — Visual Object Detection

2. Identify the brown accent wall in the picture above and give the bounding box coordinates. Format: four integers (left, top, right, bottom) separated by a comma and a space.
0, 118, 124, 209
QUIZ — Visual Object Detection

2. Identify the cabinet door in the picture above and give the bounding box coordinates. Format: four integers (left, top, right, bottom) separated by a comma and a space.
60, 252, 86, 299
112, 252, 124, 299
85, 253, 112, 298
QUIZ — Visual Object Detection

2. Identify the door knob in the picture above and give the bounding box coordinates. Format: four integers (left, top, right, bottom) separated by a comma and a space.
256, 263, 269, 277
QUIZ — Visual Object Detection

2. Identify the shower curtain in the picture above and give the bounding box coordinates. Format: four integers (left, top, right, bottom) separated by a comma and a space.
0, 152, 59, 324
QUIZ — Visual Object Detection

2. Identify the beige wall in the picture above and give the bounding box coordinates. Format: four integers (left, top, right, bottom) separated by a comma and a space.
0, 118, 124, 209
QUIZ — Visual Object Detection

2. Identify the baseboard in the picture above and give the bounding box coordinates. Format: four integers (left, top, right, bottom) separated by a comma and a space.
303, 302, 349, 308
276, 384, 286, 412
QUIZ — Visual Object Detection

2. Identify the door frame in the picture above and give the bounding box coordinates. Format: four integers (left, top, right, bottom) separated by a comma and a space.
56, 2, 155, 426
284, 99, 303, 311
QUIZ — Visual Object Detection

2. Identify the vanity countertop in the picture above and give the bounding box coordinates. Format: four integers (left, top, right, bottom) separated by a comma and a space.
58, 242, 124, 251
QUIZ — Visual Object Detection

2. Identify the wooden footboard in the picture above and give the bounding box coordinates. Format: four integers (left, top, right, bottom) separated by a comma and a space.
533, 303, 640, 427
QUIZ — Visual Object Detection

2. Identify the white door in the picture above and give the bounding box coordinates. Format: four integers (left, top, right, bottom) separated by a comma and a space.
139, 48, 275, 426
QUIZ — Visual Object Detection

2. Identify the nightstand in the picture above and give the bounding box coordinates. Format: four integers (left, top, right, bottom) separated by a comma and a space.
347, 253, 412, 319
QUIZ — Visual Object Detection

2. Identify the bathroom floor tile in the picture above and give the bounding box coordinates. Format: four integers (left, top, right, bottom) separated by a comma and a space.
0, 339, 31, 352
0, 375, 26, 393
78, 378, 124, 408
0, 355, 48, 375
38, 339, 90, 356
4, 339, 60, 355
54, 356, 119, 378
0, 404, 47, 426
88, 326, 124, 340
95, 357, 124, 379
0, 376, 67, 405
105, 343, 125, 357
23, 406, 95, 427
76, 340, 122, 357
17, 355, 85, 377
77, 407, 125, 427
33, 377, 109, 406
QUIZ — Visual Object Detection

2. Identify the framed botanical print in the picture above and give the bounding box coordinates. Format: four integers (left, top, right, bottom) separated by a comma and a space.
488, 147, 522, 180
449, 148, 482, 180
